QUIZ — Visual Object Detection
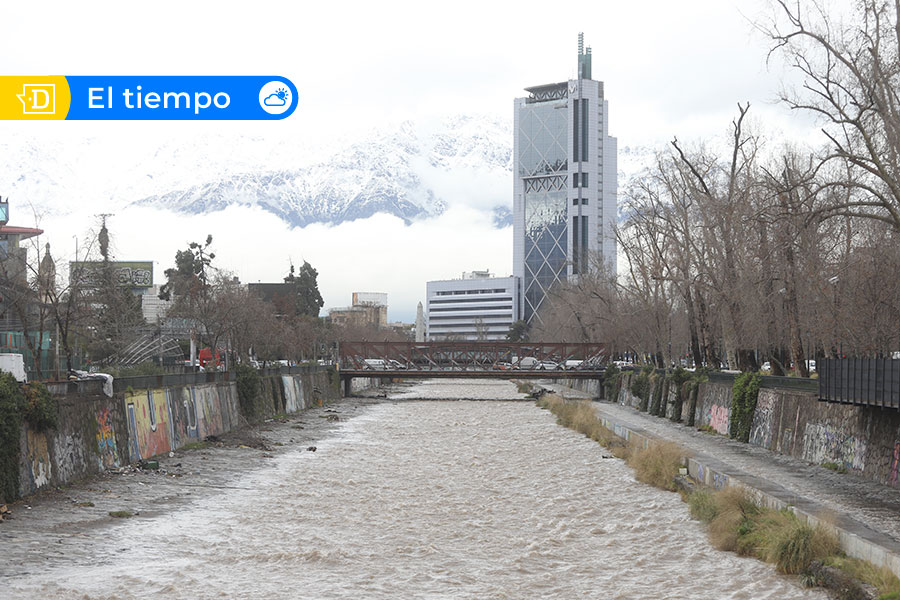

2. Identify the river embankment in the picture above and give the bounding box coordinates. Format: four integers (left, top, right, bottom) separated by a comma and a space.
3, 379, 825, 599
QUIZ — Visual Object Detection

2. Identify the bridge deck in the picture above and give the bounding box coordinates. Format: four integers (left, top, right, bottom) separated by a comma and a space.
338, 369, 604, 379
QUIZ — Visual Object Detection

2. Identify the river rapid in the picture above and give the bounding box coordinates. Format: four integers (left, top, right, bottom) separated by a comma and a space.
6, 380, 825, 599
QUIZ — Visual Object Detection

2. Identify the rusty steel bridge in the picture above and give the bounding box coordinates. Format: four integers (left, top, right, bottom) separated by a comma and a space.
337, 341, 607, 396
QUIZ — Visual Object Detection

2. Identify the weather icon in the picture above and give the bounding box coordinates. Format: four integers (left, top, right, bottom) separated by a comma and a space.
258, 81, 295, 116
264, 87, 289, 107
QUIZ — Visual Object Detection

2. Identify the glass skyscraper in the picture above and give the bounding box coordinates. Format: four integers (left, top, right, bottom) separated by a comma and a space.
513, 33, 618, 324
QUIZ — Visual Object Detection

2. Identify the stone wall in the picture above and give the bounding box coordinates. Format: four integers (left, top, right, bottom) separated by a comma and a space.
13, 366, 341, 501
599, 369, 900, 487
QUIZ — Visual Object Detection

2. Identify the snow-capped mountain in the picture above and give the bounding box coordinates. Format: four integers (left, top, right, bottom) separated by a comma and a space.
1, 116, 656, 231
133, 115, 514, 227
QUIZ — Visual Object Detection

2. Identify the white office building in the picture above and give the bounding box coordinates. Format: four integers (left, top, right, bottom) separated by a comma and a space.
513, 33, 617, 324
426, 272, 519, 341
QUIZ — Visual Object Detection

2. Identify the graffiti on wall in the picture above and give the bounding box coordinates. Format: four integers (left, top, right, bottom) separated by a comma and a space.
707, 404, 730, 435
95, 407, 119, 469
196, 385, 235, 438
125, 388, 173, 462
749, 392, 776, 449
695, 463, 729, 490
891, 442, 900, 486
802, 422, 867, 471
24, 430, 51, 489
123, 384, 242, 462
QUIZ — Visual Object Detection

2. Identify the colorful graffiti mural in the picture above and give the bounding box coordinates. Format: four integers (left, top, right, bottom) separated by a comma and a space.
95, 407, 119, 469
125, 388, 173, 462
123, 384, 242, 462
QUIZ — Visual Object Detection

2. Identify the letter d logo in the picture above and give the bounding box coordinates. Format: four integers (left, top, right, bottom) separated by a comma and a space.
17, 84, 56, 114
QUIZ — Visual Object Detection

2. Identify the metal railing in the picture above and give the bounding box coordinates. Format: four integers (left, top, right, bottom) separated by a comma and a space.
818, 358, 900, 409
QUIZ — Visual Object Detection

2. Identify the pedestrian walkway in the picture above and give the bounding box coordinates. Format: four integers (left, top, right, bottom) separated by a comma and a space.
539, 382, 900, 576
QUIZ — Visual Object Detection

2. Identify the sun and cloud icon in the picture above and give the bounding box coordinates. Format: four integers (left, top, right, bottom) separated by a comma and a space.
258, 81, 294, 115
264, 87, 289, 107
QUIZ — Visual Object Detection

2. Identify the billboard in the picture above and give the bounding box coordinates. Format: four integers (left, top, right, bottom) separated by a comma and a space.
352, 292, 387, 307
70, 261, 153, 289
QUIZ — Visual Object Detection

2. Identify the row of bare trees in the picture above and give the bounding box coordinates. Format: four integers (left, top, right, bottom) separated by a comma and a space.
0, 221, 410, 379
531, 0, 900, 373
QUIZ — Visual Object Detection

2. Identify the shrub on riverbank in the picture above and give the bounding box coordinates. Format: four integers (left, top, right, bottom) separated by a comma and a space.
539, 391, 900, 597
626, 440, 684, 491
0, 373, 25, 503
684, 485, 900, 596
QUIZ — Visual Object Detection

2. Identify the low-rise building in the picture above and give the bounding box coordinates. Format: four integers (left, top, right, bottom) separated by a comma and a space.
426, 272, 519, 341
327, 291, 388, 329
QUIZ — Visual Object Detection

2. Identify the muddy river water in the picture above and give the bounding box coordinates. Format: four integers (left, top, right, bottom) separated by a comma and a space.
5, 380, 825, 599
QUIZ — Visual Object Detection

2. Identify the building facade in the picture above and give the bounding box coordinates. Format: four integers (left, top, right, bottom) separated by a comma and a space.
426, 272, 518, 341
327, 291, 388, 329
513, 33, 617, 324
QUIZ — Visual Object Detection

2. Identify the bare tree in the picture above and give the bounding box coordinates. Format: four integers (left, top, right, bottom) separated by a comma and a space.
765, 0, 900, 229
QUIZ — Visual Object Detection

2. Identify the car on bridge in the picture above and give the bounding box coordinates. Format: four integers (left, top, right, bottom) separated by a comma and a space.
538, 360, 563, 370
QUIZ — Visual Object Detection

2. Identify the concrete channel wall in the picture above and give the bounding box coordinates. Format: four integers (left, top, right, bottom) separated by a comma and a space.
14, 366, 350, 501
565, 370, 900, 487
556, 372, 900, 576
590, 406, 900, 579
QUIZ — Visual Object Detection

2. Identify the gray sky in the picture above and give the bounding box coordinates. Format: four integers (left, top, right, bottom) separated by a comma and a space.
1, 0, 825, 321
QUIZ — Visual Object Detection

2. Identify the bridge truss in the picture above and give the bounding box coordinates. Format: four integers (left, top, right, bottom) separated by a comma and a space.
338, 341, 606, 372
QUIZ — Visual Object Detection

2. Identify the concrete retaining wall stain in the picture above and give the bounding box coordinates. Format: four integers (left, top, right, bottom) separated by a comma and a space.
15, 368, 340, 500
282, 376, 306, 412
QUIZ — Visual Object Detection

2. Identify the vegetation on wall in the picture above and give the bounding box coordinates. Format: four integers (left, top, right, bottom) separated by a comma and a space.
0, 373, 26, 503
632, 366, 653, 411
684, 371, 708, 427
730, 372, 761, 443
667, 367, 693, 422
22, 382, 57, 432
630, 368, 648, 402
601, 364, 620, 401
235, 364, 262, 421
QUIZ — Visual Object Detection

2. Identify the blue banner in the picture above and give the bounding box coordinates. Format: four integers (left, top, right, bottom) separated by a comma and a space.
61, 76, 298, 120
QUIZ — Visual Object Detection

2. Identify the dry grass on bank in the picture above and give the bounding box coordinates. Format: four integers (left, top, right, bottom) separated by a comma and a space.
689, 486, 840, 573
537, 394, 687, 478
825, 555, 900, 598
538, 392, 900, 596
626, 441, 686, 492
537, 394, 629, 458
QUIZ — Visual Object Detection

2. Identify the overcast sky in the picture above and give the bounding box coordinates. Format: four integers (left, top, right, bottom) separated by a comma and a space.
2, 0, 826, 321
